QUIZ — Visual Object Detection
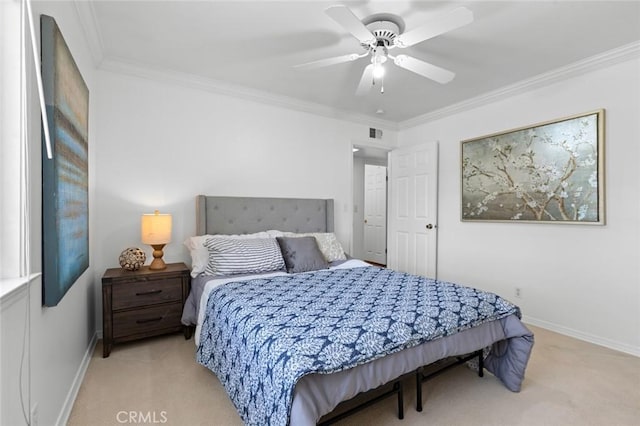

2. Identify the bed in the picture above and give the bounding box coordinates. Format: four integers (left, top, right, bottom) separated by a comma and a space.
182, 195, 534, 425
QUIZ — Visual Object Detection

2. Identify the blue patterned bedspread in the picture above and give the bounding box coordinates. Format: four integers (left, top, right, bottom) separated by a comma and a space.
197, 266, 520, 425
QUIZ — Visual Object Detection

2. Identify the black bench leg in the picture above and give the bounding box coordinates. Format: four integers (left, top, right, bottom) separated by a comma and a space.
396, 381, 404, 419
478, 349, 484, 377
416, 368, 423, 412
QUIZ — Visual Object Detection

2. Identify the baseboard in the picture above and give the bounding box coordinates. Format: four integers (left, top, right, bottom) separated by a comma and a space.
55, 331, 98, 426
522, 315, 640, 357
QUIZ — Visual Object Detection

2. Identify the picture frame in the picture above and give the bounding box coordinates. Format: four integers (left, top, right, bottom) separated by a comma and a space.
461, 110, 605, 224
41, 15, 90, 306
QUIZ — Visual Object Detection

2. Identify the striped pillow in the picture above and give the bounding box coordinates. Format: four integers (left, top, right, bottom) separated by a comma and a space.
203, 237, 285, 276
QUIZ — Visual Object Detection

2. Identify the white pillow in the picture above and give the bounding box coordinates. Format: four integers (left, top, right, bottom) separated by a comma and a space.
184, 231, 277, 277
184, 235, 210, 278
203, 237, 285, 276
266, 229, 285, 238
282, 232, 347, 262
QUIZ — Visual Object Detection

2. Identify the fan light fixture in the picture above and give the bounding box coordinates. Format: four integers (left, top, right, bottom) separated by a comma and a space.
372, 64, 385, 79
294, 5, 474, 95
371, 47, 387, 79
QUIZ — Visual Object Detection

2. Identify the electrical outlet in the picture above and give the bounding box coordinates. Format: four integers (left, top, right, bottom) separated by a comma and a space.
31, 402, 38, 426
515, 288, 522, 298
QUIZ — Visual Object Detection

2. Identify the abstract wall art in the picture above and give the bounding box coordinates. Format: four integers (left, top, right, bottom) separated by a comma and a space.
41, 15, 89, 306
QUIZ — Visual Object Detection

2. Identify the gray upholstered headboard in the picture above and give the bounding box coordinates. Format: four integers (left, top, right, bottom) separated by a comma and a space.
196, 195, 334, 236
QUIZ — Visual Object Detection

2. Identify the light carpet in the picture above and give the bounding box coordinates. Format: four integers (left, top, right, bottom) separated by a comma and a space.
68, 325, 639, 425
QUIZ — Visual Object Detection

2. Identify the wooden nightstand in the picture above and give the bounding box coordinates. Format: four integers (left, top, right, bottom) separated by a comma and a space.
102, 262, 190, 357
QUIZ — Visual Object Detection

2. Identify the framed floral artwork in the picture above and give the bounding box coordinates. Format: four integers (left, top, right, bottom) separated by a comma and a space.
461, 110, 604, 224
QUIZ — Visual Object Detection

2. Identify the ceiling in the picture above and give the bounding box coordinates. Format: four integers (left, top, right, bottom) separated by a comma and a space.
83, 1, 640, 124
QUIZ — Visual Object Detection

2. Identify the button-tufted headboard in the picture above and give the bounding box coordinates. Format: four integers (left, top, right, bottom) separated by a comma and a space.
195, 195, 334, 236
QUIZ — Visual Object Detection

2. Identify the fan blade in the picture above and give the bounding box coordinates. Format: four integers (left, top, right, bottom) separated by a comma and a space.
326, 5, 376, 46
393, 55, 455, 84
395, 7, 473, 48
356, 64, 374, 96
294, 53, 362, 70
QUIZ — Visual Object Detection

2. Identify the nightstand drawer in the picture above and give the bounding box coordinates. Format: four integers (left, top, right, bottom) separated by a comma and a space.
112, 302, 182, 338
112, 277, 182, 310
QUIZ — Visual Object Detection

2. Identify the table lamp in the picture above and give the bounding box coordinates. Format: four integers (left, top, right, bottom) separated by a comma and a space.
141, 210, 172, 270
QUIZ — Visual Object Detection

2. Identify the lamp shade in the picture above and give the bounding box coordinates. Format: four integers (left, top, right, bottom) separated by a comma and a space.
141, 210, 172, 245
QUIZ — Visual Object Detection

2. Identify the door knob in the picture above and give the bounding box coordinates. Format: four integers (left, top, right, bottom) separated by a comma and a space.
426, 224, 434, 229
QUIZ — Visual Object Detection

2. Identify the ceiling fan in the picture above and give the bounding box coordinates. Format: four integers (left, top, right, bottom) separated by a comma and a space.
294, 5, 473, 95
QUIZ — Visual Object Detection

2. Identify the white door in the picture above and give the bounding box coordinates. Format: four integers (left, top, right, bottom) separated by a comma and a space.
363, 165, 387, 265
387, 142, 438, 278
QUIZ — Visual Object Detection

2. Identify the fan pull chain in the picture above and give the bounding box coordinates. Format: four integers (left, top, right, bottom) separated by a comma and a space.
372, 75, 384, 94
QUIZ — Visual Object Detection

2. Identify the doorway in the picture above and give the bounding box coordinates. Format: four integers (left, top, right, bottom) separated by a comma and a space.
352, 145, 389, 265
351, 141, 439, 277
364, 164, 387, 265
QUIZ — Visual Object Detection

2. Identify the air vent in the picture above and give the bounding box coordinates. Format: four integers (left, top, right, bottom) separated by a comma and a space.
369, 128, 383, 139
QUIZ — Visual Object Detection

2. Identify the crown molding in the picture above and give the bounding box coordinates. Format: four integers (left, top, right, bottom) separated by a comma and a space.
73, 0, 104, 66
102, 40, 637, 132
99, 58, 399, 131
399, 40, 640, 130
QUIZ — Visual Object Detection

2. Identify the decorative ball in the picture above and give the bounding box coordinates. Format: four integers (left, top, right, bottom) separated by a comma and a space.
119, 247, 146, 271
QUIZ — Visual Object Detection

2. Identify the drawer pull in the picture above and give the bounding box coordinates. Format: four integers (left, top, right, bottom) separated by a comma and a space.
136, 316, 163, 324
136, 289, 162, 296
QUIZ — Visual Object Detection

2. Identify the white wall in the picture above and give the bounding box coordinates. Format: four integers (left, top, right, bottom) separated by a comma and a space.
1, 2, 98, 425
93, 69, 397, 329
1, 287, 30, 426
398, 57, 640, 355
352, 157, 366, 259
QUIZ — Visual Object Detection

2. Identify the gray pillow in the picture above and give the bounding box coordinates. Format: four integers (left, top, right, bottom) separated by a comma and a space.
276, 236, 329, 273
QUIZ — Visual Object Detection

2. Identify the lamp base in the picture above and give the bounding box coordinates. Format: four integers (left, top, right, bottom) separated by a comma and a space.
148, 244, 167, 270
